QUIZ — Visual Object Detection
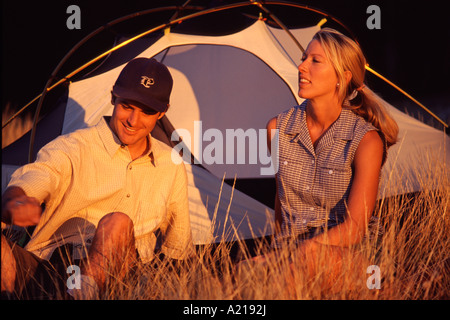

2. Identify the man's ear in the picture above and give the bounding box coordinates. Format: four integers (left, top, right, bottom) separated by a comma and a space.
111, 91, 116, 105
158, 104, 169, 119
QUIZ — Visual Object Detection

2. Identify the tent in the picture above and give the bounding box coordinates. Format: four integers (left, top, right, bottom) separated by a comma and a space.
2, 3, 449, 247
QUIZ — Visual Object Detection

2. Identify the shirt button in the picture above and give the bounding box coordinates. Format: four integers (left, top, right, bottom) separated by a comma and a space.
310, 207, 314, 211
305, 186, 310, 191
302, 219, 307, 224
329, 169, 333, 174
283, 161, 288, 165
129, 166, 132, 170
126, 194, 131, 198
311, 160, 315, 165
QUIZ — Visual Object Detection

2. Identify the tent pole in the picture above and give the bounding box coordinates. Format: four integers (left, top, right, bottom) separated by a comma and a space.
3, 2, 349, 132
5, 1, 444, 162
365, 65, 448, 128
24, 5, 204, 162
23, 3, 260, 163
169, 0, 193, 21
264, 1, 359, 45
251, 1, 304, 52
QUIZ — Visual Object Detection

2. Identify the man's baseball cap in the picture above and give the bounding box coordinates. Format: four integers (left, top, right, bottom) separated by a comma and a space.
112, 58, 173, 113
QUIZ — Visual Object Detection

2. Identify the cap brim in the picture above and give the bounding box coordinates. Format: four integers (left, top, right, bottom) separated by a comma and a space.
113, 85, 167, 113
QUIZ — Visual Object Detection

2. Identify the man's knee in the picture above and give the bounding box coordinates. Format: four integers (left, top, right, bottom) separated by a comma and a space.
98, 212, 134, 231
90, 212, 136, 267
96, 212, 134, 241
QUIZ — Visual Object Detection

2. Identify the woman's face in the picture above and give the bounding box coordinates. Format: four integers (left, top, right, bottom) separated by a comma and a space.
297, 39, 339, 102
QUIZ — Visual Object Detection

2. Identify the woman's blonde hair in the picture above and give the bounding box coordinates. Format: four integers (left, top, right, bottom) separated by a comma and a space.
313, 28, 399, 148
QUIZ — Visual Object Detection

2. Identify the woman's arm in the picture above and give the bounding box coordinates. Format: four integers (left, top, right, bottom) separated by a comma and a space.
267, 117, 283, 232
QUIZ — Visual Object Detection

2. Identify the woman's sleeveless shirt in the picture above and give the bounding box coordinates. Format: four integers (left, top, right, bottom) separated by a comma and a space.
275, 101, 378, 238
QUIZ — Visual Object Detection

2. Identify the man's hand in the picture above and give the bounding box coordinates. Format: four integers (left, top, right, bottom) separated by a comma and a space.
2, 187, 42, 227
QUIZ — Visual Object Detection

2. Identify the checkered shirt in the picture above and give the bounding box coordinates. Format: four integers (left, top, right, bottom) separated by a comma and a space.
275, 101, 377, 240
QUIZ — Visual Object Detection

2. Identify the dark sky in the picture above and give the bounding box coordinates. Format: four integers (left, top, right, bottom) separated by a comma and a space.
2, 0, 449, 126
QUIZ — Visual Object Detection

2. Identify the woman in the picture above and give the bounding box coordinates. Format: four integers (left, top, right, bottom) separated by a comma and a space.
265, 28, 398, 285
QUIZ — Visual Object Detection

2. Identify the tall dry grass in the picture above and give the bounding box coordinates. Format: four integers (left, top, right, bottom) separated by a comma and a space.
77, 154, 448, 300
4, 152, 449, 300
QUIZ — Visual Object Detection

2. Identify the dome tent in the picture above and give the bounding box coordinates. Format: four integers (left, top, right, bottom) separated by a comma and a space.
2, 2, 448, 248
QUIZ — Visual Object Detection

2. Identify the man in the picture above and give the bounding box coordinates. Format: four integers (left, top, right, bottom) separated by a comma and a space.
1, 58, 193, 299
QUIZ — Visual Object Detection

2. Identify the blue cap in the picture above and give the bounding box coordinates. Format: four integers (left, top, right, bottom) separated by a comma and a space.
112, 58, 173, 113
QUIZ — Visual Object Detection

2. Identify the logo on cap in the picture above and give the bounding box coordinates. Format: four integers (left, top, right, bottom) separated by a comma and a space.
140, 76, 155, 88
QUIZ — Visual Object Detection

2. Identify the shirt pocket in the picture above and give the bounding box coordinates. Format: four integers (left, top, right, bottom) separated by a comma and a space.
316, 162, 351, 207
277, 153, 307, 197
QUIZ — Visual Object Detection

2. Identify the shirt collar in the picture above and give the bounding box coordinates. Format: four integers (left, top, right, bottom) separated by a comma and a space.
286, 101, 356, 141
96, 116, 159, 166
332, 107, 356, 141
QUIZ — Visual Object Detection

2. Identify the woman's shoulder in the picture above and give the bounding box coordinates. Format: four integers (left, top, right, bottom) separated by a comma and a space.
346, 110, 386, 165
341, 108, 377, 138
355, 114, 377, 133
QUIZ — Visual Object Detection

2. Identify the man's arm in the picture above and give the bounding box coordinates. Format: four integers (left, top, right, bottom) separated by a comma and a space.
2, 186, 42, 227
2, 135, 75, 228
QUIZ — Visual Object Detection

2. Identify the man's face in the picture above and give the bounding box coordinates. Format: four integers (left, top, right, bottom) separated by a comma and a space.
109, 98, 165, 155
